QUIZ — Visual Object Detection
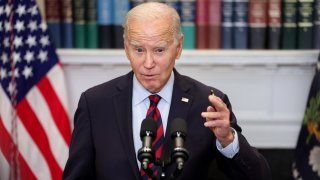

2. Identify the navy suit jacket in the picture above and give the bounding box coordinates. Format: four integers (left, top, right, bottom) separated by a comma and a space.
63, 70, 271, 180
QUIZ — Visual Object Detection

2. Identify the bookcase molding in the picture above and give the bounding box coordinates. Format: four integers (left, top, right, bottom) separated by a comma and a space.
59, 49, 317, 66
59, 49, 319, 148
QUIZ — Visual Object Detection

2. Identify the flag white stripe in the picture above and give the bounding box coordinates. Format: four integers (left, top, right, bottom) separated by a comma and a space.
16, 116, 52, 180
0, 86, 51, 180
0, 149, 10, 180
47, 64, 70, 119
26, 86, 69, 169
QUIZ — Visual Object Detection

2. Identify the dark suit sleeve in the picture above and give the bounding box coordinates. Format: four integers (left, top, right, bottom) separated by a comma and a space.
215, 133, 272, 180
62, 93, 96, 180
215, 93, 272, 180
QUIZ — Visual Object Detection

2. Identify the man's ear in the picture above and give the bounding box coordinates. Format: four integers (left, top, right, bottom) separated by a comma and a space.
176, 35, 184, 60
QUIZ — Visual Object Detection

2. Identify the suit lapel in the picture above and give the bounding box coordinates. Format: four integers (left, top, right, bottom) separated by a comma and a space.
162, 70, 194, 161
113, 72, 140, 180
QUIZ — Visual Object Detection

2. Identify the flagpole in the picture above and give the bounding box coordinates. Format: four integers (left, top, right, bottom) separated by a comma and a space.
8, 0, 20, 179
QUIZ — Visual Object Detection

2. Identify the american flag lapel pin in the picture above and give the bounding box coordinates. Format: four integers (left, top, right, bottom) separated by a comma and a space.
181, 97, 189, 103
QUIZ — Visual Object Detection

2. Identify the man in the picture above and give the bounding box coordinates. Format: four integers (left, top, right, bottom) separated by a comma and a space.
63, 2, 271, 180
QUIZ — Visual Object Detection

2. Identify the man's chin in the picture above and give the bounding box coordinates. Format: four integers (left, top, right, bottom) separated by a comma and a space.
143, 84, 160, 93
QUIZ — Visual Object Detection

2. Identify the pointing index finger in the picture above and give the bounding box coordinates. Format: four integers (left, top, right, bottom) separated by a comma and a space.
209, 91, 225, 111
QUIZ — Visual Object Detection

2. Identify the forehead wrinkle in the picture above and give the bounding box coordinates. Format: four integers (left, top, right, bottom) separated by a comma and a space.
129, 40, 141, 46
128, 39, 169, 48
127, 17, 175, 43
127, 27, 173, 47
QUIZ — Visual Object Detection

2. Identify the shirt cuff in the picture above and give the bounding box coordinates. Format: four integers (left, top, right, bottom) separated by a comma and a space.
216, 128, 239, 159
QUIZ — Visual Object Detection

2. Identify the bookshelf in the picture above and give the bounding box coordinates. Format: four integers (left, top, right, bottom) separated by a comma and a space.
59, 49, 319, 148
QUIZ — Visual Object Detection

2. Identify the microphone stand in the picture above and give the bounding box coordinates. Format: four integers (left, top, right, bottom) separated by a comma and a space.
155, 158, 171, 180
154, 147, 189, 180
169, 163, 183, 180
142, 166, 156, 180
145, 141, 189, 179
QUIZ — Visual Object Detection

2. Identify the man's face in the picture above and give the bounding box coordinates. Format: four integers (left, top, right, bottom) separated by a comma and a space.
124, 18, 183, 93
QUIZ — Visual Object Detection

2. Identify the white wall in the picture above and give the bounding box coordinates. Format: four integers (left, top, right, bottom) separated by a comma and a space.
59, 49, 319, 149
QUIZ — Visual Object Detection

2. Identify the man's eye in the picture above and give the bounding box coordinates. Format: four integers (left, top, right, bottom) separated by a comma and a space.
135, 48, 144, 53
155, 48, 165, 53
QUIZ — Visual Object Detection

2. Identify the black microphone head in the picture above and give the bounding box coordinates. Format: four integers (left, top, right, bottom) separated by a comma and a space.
140, 118, 157, 139
170, 118, 187, 138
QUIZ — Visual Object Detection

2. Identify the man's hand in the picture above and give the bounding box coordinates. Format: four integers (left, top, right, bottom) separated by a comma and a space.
201, 94, 234, 147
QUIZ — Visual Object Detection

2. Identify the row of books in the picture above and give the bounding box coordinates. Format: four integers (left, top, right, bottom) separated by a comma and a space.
39, 0, 320, 49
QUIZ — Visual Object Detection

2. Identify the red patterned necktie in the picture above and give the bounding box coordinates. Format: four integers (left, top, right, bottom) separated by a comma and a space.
140, 95, 165, 180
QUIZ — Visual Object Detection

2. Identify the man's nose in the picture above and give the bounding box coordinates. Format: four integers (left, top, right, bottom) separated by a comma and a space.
144, 51, 155, 68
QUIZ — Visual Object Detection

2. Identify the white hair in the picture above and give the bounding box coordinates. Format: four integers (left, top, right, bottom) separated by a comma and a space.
123, 2, 183, 44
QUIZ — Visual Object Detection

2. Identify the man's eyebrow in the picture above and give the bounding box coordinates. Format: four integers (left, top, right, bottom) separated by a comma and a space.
155, 41, 168, 47
128, 40, 141, 46
128, 40, 169, 47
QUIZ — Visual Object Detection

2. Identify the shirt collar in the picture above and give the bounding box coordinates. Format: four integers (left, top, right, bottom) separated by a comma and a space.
133, 72, 174, 105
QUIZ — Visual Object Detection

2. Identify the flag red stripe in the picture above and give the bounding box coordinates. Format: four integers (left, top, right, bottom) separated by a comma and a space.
0, 117, 37, 180
37, 76, 71, 146
16, 99, 63, 179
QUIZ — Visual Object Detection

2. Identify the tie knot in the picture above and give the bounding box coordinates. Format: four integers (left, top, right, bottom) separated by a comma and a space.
148, 95, 161, 106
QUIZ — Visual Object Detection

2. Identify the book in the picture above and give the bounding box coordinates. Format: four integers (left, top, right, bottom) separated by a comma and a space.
196, 0, 209, 49
221, 0, 233, 49
297, 0, 314, 49
234, 0, 248, 49
165, 0, 183, 46
98, 0, 114, 48
208, 0, 222, 49
72, 0, 86, 48
45, 0, 62, 48
130, 0, 146, 8
267, 0, 281, 49
248, 0, 268, 49
165, 0, 181, 11
181, 0, 196, 49
114, 0, 130, 48
281, 0, 298, 49
61, 0, 73, 48
86, 0, 98, 48
313, 0, 320, 48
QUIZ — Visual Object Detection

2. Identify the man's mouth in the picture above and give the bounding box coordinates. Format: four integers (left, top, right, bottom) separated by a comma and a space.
143, 74, 157, 79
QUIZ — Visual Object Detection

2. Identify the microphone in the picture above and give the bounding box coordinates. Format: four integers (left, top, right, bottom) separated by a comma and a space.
138, 118, 157, 170
170, 118, 189, 170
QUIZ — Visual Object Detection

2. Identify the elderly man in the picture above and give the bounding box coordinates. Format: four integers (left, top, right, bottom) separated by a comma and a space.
63, 2, 271, 180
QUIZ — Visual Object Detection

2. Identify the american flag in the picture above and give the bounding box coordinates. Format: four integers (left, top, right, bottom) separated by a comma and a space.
0, 0, 72, 179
